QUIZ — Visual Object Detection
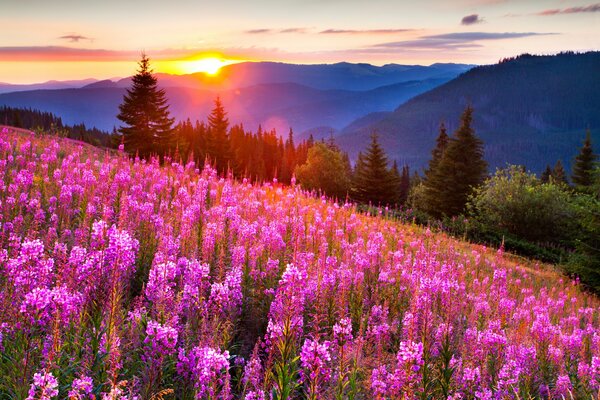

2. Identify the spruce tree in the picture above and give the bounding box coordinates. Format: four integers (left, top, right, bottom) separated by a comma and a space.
552, 159, 568, 185
351, 133, 396, 205
117, 53, 174, 157
207, 97, 231, 174
422, 122, 450, 215
572, 130, 597, 191
399, 165, 410, 205
425, 107, 487, 217
390, 160, 402, 206
540, 165, 552, 183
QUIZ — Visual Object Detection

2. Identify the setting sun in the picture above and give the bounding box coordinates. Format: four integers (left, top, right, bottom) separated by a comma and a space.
175, 57, 239, 75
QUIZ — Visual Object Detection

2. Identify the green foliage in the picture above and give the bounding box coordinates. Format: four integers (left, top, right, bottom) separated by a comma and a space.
118, 53, 175, 158
566, 194, 600, 291
467, 165, 576, 244
571, 130, 598, 192
295, 142, 351, 199
420, 107, 487, 218
552, 159, 569, 186
351, 133, 398, 205
207, 97, 232, 174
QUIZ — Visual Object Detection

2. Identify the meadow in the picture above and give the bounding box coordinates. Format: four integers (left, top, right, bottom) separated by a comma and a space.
0, 128, 598, 399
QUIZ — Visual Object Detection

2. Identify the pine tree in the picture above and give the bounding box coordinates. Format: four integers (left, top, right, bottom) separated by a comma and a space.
572, 130, 598, 191
117, 53, 174, 158
428, 122, 449, 174
390, 160, 402, 205
207, 97, 231, 174
351, 133, 397, 205
399, 165, 410, 205
552, 159, 568, 185
540, 165, 553, 183
424, 107, 487, 217
421, 122, 451, 215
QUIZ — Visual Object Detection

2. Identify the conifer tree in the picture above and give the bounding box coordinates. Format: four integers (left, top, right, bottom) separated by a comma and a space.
572, 130, 598, 191
117, 53, 174, 157
552, 159, 569, 185
351, 133, 397, 205
424, 107, 487, 217
399, 165, 410, 205
540, 165, 552, 183
421, 122, 451, 215
207, 97, 231, 174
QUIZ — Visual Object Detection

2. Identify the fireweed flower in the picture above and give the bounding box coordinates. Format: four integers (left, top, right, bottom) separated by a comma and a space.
333, 317, 353, 346
68, 376, 94, 399
300, 338, 332, 383
177, 346, 230, 398
26, 370, 59, 400
144, 320, 178, 355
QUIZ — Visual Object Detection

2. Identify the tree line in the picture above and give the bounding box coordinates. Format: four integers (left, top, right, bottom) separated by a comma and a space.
117, 54, 413, 204
0, 106, 116, 148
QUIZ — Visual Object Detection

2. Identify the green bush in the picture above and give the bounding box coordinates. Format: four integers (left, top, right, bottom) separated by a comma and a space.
467, 165, 576, 245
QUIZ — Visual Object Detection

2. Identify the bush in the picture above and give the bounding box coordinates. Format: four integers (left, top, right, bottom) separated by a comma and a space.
467, 166, 576, 245
295, 142, 351, 200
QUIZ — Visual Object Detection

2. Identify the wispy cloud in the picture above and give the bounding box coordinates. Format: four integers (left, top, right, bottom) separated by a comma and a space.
246, 27, 310, 34
370, 32, 557, 51
461, 14, 483, 25
536, 3, 600, 16
319, 28, 413, 35
245, 29, 272, 34
280, 27, 308, 33
0, 46, 135, 61
58, 34, 93, 43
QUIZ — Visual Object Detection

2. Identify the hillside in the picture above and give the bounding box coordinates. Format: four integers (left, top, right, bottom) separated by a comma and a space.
0, 61, 471, 133
339, 52, 600, 172
1, 127, 599, 398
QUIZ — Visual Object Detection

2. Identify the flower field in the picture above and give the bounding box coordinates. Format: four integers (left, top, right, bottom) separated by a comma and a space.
0, 129, 599, 399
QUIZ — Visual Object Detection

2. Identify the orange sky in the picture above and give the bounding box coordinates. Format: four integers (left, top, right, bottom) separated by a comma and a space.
0, 0, 598, 83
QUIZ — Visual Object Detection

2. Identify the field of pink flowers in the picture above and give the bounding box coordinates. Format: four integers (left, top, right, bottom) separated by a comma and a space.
0, 129, 599, 399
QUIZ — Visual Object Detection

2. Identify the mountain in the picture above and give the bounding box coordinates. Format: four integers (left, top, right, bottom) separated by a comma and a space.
338, 52, 600, 172
196, 61, 474, 91
0, 62, 472, 133
0, 78, 99, 94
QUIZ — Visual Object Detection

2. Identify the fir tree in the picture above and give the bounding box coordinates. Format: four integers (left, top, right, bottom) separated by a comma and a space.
552, 159, 569, 185
572, 130, 597, 191
421, 122, 451, 215
117, 53, 174, 157
424, 106, 487, 217
399, 165, 410, 205
351, 133, 397, 205
540, 165, 553, 183
207, 97, 231, 174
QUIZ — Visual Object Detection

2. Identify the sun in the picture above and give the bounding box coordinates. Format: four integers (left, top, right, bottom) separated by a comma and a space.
176, 57, 239, 76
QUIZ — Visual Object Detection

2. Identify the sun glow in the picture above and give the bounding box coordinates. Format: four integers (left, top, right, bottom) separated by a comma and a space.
172, 56, 240, 76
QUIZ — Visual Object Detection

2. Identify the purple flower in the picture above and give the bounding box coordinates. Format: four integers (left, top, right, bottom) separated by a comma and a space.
300, 338, 332, 384
333, 317, 353, 346
68, 376, 94, 399
26, 370, 59, 400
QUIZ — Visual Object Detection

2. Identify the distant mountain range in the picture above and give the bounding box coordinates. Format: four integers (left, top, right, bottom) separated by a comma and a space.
1, 54, 597, 174
338, 52, 600, 173
0, 62, 473, 134
0, 78, 101, 94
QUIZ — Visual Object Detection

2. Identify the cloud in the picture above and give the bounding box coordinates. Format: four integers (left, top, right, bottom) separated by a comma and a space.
461, 14, 483, 25
58, 34, 92, 43
245, 29, 272, 34
280, 27, 308, 33
319, 28, 413, 35
370, 32, 556, 51
537, 3, 600, 16
0, 46, 137, 61
245, 28, 309, 34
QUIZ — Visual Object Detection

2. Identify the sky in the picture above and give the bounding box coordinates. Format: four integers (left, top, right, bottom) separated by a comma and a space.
0, 0, 598, 83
